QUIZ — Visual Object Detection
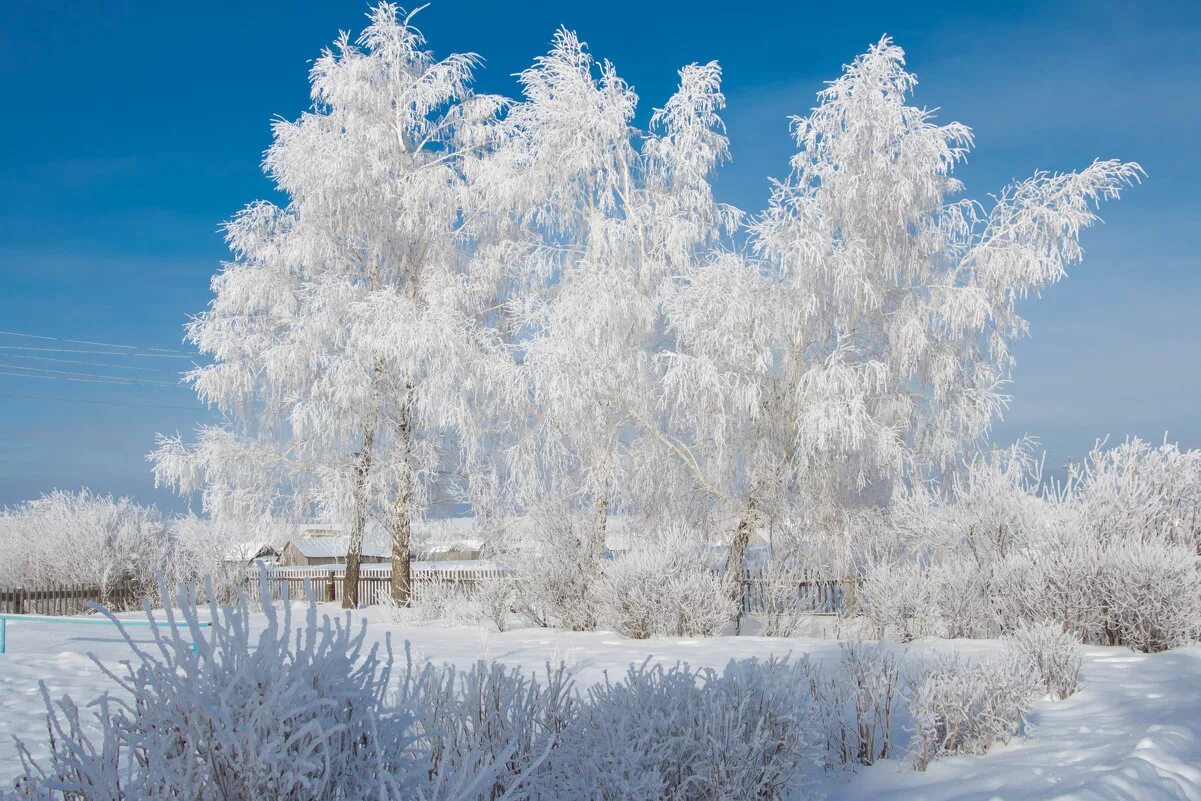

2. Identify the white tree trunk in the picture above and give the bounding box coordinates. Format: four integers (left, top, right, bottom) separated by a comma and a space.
343, 428, 375, 609
590, 457, 612, 559
725, 499, 755, 633
591, 488, 610, 560
391, 386, 414, 604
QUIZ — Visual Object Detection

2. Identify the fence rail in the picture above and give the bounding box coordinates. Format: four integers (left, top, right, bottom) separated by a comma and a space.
246, 565, 512, 606
250, 565, 846, 614
0, 581, 141, 615
0, 568, 845, 617
738, 568, 845, 615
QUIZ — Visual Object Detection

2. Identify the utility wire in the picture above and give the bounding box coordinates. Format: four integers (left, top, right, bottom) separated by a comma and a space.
3, 353, 175, 374
0, 392, 205, 411
0, 365, 186, 387
0, 369, 174, 389
0, 344, 201, 359
0, 329, 201, 356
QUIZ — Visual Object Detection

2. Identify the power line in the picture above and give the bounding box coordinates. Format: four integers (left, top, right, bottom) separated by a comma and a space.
0, 363, 183, 386
0, 329, 201, 356
0, 331, 54, 341
0, 370, 155, 387
0, 392, 205, 411
3, 353, 176, 374
0, 345, 201, 360
0, 367, 187, 388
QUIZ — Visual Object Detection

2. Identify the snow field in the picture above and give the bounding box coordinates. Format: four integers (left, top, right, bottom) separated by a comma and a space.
3, 604, 1200, 799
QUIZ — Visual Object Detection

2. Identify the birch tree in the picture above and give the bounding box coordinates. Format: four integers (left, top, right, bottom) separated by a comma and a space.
151, 3, 513, 606
486, 32, 737, 563
661, 37, 1141, 592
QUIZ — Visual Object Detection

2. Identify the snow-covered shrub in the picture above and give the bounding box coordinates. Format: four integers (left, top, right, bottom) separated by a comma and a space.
378, 575, 519, 632
7, 578, 531, 801
511, 528, 599, 631
1035, 533, 1110, 643
924, 558, 995, 639
10, 579, 414, 799
1096, 538, 1201, 652
988, 551, 1050, 634
168, 514, 278, 605
550, 657, 819, 800
473, 577, 519, 632
805, 640, 903, 767
411, 576, 480, 627
892, 440, 1052, 563
1005, 622, 1084, 700
404, 658, 578, 799
594, 537, 734, 638
0, 489, 170, 605
854, 560, 930, 641
989, 534, 1201, 652
757, 564, 823, 637
1071, 437, 1201, 551
908, 654, 1037, 771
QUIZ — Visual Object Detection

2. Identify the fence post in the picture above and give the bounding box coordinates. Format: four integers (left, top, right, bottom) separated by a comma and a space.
326, 572, 337, 604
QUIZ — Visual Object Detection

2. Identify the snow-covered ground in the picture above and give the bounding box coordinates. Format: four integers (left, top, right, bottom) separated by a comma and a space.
2, 606, 1200, 800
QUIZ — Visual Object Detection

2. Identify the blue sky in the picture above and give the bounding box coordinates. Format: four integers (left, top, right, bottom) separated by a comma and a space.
1, 0, 1198, 512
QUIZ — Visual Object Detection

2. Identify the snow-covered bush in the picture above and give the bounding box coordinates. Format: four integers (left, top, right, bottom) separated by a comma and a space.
1071, 437, 1201, 551
988, 533, 1201, 652
511, 527, 600, 632
805, 640, 903, 767
472, 577, 519, 632
7, 578, 536, 801
404, 658, 578, 799
854, 560, 930, 641
908, 654, 1037, 771
925, 559, 995, 639
758, 565, 821, 637
1096, 538, 1201, 652
551, 657, 819, 800
379, 575, 519, 632
11, 579, 413, 799
1034, 533, 1111, 643
989, 551, 1052, 634
1005, 622, 1084, 700
893, 441, 1053, 563
168, 514, 277, 605
409, 577, 480, 627
594, 536, 734, 638
0, 490, 170, 605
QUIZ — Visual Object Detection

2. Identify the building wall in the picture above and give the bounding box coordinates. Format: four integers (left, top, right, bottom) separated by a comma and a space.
278, 543, 391, 567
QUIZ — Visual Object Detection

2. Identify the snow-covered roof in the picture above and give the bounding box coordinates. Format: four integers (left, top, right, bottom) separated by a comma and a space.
223, 542, 279, 562
422, 538, 483, 553
286, 537, 391, 559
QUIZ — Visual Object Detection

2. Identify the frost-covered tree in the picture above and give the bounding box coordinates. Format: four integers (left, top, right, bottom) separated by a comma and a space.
480, 32, 737, 558
660, 37, 1140, 588
151, 4, 515, 606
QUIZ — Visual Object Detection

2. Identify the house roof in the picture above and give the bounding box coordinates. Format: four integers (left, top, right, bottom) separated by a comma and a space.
223, 542, 280, 562
286, 537, 391, 559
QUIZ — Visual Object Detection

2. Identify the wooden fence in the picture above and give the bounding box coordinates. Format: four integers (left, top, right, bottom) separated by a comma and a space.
0, 581, 142, 615
251, 565, 846, 614
738, 568, 845, 615
0, 568, 844, 617
247, 565, 511, 606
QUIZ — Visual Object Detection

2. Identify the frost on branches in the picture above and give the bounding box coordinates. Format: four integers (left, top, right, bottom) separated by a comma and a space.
147, 4, 1155, 641
852, 438, 1201, 651
662, 38, 1140, 588
150, 4, 519, 607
